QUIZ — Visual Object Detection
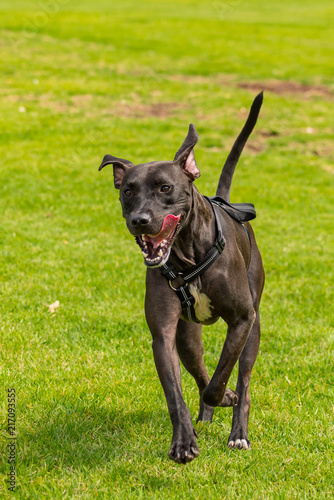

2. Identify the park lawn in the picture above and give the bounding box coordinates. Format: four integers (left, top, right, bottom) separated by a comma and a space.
0, 0, 333, 498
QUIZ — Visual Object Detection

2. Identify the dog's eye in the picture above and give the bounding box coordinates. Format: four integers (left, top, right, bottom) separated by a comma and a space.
123, 189, 132, 197
161, 185, 171, 193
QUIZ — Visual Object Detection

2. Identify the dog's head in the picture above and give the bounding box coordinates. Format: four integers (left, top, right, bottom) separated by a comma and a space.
99, 124, 200, 267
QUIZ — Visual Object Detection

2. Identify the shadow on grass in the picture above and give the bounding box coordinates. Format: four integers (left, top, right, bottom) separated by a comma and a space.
19, 403, 169, 471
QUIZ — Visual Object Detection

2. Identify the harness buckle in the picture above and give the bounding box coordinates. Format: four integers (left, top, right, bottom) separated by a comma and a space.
180, 293, 195, 309
169, 276, 185, 291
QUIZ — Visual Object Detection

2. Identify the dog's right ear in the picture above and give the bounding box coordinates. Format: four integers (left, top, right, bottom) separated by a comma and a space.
98, 155, 134, 189
174, 123, 199, 162
174, 124, 200, 181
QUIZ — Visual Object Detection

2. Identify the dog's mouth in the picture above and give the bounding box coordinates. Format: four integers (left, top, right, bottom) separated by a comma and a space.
135, 214, 181, 268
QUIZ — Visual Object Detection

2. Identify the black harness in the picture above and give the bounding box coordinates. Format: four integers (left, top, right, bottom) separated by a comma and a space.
161, 196, 256, 323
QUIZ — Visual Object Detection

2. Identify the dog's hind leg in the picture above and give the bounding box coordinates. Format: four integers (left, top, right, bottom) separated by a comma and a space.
176, 320, 214, 422
228, 238, 264, 449
228, 310, 261, 449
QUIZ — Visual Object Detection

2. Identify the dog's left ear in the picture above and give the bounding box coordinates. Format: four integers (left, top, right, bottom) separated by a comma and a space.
174, 124, 200, 181
98, 155, 134, 189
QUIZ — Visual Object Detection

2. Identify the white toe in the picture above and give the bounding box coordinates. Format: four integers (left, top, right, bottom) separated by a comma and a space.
241, 439, 250, 449
233, 438, 250, 449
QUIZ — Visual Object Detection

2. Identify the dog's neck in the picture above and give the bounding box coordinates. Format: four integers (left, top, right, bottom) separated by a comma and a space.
169, 186, 217, 270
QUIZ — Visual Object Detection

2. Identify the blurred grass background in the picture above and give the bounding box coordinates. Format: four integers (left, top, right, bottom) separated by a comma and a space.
0, 0, 333, 498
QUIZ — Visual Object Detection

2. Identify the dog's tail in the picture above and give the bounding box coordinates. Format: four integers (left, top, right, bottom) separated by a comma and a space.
216, 92, 263, 202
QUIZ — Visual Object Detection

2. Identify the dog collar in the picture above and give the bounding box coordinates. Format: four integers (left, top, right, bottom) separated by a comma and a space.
161, 196, 255, 323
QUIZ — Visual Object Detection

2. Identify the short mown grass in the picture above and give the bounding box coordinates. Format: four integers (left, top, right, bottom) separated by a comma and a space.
0, 0, 333, 498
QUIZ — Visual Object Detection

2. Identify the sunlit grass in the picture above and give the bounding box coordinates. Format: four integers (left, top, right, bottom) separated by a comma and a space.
0, 0, 333, 498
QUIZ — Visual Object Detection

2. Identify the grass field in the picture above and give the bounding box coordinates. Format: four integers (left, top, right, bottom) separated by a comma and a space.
0, 0, 333, 498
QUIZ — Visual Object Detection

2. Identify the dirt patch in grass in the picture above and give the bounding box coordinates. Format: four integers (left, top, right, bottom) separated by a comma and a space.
238, 80, 333, 99
240, 130, 277, 155
110, 101, 186, 119
168, 74, 333, 99
4, 93, 92, 114
321, 165, 334, 174
169, 74, 236, 86
4, 93, 183, 119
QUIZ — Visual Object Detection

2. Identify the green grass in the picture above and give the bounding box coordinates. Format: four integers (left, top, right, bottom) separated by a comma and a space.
0, 0, 333, 498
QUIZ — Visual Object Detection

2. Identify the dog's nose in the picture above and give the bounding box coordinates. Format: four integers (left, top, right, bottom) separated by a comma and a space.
130, 214, 151, 228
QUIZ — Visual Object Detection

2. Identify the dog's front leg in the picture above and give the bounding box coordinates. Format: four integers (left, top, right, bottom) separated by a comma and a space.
151, 334, 199, 463
145, 272, 199, 464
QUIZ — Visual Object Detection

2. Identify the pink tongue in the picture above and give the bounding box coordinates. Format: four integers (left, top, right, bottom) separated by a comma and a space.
146, 214, 181, 247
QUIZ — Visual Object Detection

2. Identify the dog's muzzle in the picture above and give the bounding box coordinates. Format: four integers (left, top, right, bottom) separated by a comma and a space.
135, 214, 181, 268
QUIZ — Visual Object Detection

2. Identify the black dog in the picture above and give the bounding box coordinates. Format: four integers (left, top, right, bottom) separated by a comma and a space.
99, 93, 265, 463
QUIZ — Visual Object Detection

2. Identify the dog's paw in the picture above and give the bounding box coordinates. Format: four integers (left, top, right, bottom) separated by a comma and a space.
228, 428, 251, 450
168, 427, 200, 464
228, 438, 251, 450
218, 388, 238, 407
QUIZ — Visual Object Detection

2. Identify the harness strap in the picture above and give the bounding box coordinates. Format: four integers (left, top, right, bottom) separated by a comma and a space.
209, 196, 252, 268
183, 203, 225, 283
208, 196, 256, 222
241, 223, 251, 247
161, 263, 198, 322
161, 196, 255, 323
